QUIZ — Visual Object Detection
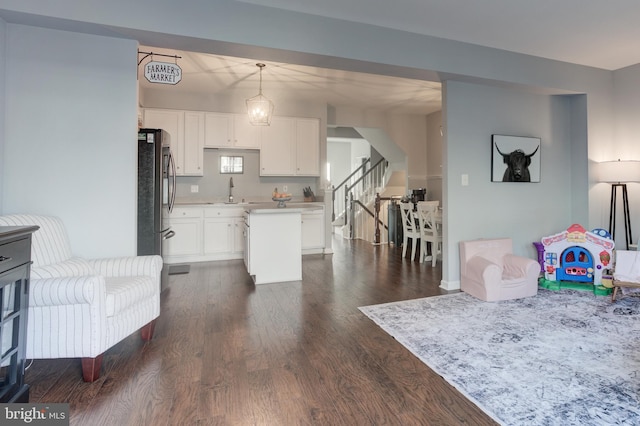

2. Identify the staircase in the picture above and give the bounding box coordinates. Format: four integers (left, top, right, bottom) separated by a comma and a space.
332, 158, 406, 244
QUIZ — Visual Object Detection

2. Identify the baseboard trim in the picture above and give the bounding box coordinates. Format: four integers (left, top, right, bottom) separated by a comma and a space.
440, 279, 460, 291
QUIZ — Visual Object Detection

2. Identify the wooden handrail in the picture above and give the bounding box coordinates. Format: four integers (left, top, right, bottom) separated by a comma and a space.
374, 192, 395, 244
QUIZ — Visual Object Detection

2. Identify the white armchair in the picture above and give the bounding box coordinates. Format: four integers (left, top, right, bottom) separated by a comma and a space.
459, 238, 539, 302
0, 214, 162, 382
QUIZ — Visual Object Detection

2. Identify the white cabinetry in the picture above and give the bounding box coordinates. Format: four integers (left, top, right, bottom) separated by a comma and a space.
163, 207, 203, 257
302, 208, 325, 253
260, 117, 296, 175
183, 111, 205, 175
204, 113, 260, 149
296, 118, 320, 176
144, 108, 204, 176
260, 116, 320, 176
260, 117, 320, 176
203, 207, 245, 256
163, 205, 325, 264
144, 108, 184, 172
245, 210, 302, 284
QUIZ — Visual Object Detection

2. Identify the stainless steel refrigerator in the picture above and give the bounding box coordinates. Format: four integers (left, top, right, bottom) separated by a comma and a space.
137, 128, 176, 265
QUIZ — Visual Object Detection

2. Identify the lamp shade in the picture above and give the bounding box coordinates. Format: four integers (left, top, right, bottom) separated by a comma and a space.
246, 93, 274, 126
598, 160, 640, 183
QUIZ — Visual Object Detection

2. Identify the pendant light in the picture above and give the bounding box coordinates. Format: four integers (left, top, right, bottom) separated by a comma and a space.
246, 63, 274, 126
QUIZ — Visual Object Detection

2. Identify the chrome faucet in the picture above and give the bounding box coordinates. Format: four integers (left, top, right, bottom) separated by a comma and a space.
228, 177, 234, 203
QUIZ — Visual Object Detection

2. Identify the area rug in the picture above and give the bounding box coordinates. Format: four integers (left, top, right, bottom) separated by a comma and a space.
359, 289, 640, 425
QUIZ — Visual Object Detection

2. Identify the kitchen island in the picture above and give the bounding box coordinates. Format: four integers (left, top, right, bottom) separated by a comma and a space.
243, 204, 307, 285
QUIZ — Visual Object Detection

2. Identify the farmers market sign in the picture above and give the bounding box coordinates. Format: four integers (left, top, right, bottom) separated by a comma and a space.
144, 61, 182, 85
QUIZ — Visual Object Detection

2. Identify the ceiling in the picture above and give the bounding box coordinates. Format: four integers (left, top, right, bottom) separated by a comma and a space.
139, 1, 640, 116
237, 0, 640, 71
138, 47, 443, 115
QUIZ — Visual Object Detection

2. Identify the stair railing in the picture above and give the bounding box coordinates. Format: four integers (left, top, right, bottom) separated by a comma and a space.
332, 158, 371, 223
344, 158, 388, 240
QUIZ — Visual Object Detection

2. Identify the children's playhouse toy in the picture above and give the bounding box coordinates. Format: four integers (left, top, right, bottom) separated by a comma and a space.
539, 224, 614, 295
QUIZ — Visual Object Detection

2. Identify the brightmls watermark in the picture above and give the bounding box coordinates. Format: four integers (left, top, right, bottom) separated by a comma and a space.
1, 404, 69, 425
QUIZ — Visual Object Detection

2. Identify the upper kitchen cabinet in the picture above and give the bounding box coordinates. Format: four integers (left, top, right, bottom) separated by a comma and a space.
183, 111, 205, 175
295, 118, 320, 176
143, 109, 204, 176
260, 116, 296, 176
204, 112, 260, 149
260, 117, 320, 176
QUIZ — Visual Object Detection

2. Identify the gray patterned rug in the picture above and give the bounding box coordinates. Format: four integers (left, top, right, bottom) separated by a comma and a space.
359, 289, 640, 425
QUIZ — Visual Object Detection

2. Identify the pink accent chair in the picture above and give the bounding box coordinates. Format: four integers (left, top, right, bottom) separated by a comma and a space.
459, 238, 539, 301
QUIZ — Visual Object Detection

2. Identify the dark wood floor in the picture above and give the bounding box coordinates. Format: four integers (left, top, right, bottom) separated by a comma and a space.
25, 237, 497, 425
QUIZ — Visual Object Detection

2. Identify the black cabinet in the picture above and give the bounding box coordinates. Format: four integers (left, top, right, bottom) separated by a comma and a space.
0, 226, 38, 403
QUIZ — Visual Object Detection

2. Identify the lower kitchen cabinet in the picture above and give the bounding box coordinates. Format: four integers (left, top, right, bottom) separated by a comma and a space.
301, 209, 325, 253
204, 218, 244, 255
164, 205, 245, 263
163, 207, 203, 257
163, 204, 324, 264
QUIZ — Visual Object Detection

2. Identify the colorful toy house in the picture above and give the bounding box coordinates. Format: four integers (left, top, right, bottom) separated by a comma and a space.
539, 224, 614, 294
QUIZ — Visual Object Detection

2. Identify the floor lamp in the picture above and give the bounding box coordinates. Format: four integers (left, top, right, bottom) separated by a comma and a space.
599, 160, 640, 250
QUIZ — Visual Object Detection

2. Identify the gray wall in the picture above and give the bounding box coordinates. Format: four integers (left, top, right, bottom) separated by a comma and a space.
0, 0, 630, 270
3, 24, 139, 257
176, 149, 317, 202
611, 64, 640, 246
426, 111, 443, 204
443, 81, 579, 286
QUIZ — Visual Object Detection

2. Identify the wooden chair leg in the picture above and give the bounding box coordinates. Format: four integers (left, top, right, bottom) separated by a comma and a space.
140, 320, 156, 341
611, 287, 618, 302
81, 354, 104, 382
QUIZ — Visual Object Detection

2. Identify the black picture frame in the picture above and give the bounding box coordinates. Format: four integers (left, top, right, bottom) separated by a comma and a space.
491, 135, 541, 183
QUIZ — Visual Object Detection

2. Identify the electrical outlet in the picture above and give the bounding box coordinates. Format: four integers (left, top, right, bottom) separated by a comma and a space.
283, 185, 288, 192
191, 185, 199, 193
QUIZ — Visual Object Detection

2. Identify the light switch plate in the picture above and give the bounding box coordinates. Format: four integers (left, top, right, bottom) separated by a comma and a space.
461, 174, 469, 186
191, 185, 199, 193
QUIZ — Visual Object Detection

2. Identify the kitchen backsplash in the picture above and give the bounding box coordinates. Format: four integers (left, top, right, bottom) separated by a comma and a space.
175, 149, 321, 203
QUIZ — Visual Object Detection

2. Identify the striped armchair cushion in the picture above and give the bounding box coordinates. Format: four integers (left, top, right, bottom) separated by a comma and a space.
31, 257, 96, 279
0, 214, 73, 267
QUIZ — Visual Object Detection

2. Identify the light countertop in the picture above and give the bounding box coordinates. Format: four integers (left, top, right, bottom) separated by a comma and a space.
174, 199, 324, 211
244, 203, 323, 214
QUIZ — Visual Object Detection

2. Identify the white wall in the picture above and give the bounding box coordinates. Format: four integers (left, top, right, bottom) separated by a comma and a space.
3, 25, 139, 258
443, 81, 578, 287
331, 106, 425, 181
327, 141, 351, 187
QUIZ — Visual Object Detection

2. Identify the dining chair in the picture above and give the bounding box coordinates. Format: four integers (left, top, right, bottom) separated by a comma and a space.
399, 202, 420, 261
416, 201, 442, 266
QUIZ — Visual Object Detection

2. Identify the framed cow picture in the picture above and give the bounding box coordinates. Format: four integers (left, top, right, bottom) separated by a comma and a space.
491, 135, 541, 183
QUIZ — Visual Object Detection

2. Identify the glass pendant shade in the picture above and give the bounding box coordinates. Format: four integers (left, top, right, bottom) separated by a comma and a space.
246, 93, 274, 125
246, 63, 274, 126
